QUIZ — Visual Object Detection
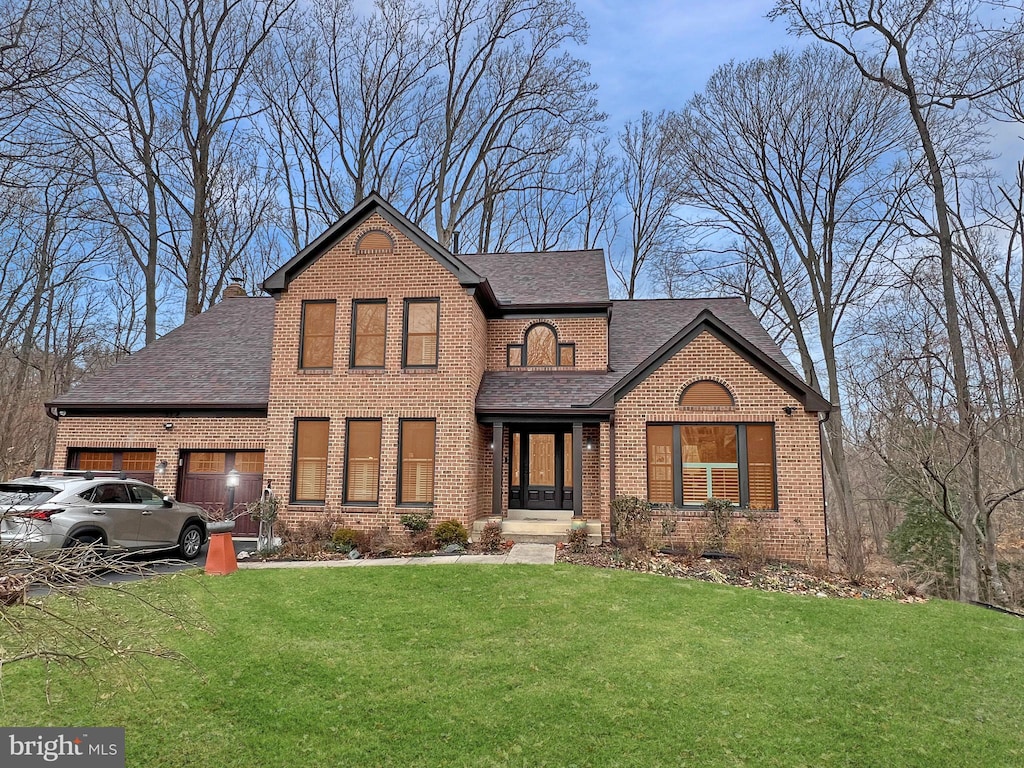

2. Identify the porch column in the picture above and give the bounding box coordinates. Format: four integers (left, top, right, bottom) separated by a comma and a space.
572, 422, 583, 518
492, 422, 503, 517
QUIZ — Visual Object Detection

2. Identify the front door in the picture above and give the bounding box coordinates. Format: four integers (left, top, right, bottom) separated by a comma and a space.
509, 430, 573, 510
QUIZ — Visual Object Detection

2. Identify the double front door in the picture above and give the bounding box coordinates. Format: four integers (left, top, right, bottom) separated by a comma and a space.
509, 430, 573, 510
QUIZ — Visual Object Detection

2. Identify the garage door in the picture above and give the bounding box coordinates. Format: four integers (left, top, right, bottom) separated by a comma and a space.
68, 449, 156, 484
177, 451, 264, 536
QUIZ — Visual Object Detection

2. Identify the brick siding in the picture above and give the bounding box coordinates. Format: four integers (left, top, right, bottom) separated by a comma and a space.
51, 415, 266, 498
611, 331, 827, 565
486, 317, 608, 370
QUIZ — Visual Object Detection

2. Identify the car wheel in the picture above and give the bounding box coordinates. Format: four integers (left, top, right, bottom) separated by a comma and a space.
66, 534, 107, 573
178, 524, 204, 561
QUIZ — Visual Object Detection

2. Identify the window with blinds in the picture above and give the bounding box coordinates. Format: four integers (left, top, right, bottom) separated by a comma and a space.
352, 300, 386, 367
345, 420, 381, 503
404, 300, 438, 367
679, 380, 734, 407
646, 426, 674, 503
300, 301, 336, 369
745, 424, 776, 509
293, 420, 329, 503
399, 420, 435, 504
645, 423, 776, 509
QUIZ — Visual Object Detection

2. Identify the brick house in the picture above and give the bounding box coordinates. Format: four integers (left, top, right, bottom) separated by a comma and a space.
46, 194, 830, 562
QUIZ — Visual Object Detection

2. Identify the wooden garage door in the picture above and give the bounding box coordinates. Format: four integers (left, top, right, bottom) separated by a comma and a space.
68, 449, 156, 484
177, 451, 264, 536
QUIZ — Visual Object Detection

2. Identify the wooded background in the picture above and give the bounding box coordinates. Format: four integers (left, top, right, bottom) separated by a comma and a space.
1, 0, 1022, 602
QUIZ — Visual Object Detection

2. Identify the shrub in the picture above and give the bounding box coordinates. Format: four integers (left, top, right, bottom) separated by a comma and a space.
369, 526, 405, 556
702, 497, 733, 552
611, 495, 657, 554
400, 511, 433, 533
567, 527, 590, 554
433, 520, 469, 548
477, 521, 504, 553
728, 510, 767, 574
278, 514, 340, 558
889, 498, 958, 598
331, 528, 360, 553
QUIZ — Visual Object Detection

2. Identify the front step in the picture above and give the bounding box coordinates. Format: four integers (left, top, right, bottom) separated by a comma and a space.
472, 516, 602, 545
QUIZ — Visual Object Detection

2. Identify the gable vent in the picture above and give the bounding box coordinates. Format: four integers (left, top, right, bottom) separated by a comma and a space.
680, 380, 734, 407
357, 230, 394, 252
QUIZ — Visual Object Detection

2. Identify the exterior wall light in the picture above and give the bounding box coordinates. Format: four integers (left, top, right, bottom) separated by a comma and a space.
163, 422, 174, 430
782, 406, 796, 416
156, 460, 168, 475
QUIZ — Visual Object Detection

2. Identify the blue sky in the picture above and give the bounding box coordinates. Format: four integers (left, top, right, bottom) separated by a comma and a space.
574, 1, 790, 127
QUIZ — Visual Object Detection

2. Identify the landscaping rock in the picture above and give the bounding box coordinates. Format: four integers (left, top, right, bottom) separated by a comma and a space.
348, 549, 361, 560
442, 544, 466, 554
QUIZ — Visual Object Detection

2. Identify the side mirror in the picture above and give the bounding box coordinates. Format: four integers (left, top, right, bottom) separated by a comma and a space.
162, 495, 174, 507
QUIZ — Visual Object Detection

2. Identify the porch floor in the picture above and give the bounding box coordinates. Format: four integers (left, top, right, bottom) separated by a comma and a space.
473, 510, 602, 545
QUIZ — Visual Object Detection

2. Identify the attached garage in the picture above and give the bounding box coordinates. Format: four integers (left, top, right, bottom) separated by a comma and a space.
177, 450, 265, 536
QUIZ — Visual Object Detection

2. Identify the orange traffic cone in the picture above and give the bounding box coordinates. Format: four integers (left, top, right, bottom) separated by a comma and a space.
205, 532, 238, 575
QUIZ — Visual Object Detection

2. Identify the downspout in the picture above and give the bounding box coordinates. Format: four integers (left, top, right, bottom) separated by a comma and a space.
818, 408, 831, 563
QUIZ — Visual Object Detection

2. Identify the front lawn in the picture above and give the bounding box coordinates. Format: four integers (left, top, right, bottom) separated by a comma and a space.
3, 565, 1023, 767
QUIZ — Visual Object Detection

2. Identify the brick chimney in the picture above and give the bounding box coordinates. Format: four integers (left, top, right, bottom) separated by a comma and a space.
222, 278, 247, 300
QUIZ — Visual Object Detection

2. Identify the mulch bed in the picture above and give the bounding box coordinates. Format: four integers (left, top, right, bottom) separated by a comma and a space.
556, 545, 923, 602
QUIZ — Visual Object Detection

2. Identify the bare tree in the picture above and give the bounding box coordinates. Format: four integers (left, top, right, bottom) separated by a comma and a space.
773, 0, 1024, 601
408, 0, 601, 251
612, 110, 674, 299
664, 46, 909, 580
127, 0, 293, 318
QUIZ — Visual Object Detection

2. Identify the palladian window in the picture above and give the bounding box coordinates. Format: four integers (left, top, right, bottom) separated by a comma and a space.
509, 323, 576, 368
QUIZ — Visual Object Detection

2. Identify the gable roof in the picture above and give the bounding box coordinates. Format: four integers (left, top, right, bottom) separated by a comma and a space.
263, 193, 485, 295
477, 298, 830, 415
460, 250, 610, 307
47, 297, 274, 411
598, 301, 830, 412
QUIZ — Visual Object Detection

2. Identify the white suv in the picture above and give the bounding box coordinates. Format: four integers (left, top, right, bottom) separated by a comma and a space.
0, 470, 209, 560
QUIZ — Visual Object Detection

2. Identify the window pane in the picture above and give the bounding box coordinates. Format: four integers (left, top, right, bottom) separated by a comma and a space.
526, 325, 556, 366
563, 432, 572, 488
346, 421, 381, 503
746, 425, 775, 509
507, 345, 522, 367
77, 452, 114, 471
294, 421, 329, 502
529, 434, 555, 485
558, 345, 575, 366
131, 484, 164, 505
680, 425, 738, 505
646, 426, 673, 503
302, 302, 336, 368
400, 421, 435, 504
234, 452, 264, 474
405, 302, 438, 366
122, 451, 154, 471
511, 432, 520, 485
189, 452, 226, 474
354, 302, 386, 367
680, 381, 734, 407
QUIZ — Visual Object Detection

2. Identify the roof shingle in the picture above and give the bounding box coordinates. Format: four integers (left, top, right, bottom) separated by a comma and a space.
460, 250, 609, 306
48, 297, 274, 409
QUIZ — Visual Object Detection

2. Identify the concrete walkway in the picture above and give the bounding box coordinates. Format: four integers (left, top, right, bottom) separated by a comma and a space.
237, 542, 555, 570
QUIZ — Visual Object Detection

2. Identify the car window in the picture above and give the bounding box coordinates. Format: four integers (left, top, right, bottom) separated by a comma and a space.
0, 484, 57, 506
84, 483, 132, 504
130, 484, 165, 506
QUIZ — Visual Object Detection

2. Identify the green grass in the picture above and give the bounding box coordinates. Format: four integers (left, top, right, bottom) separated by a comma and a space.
4, 565, 1024, 767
